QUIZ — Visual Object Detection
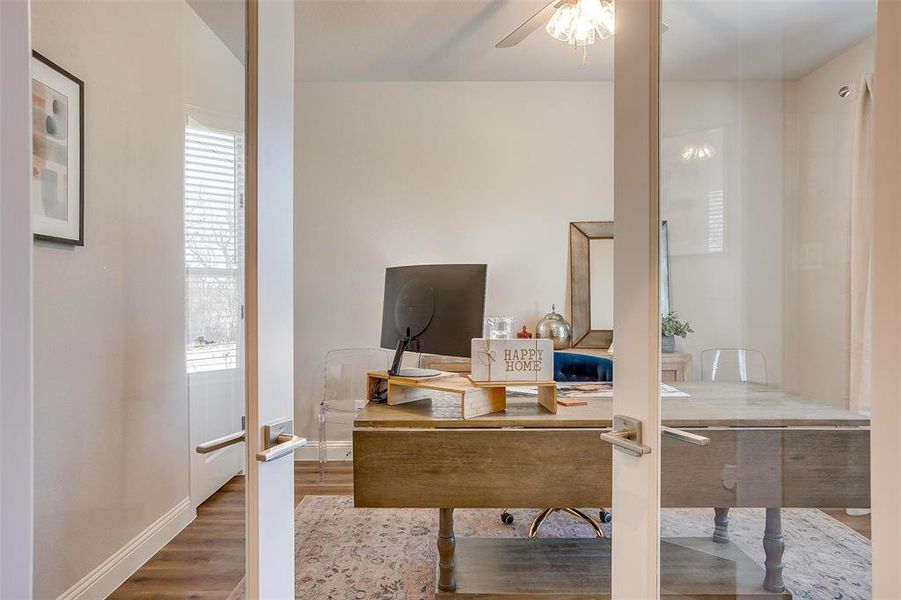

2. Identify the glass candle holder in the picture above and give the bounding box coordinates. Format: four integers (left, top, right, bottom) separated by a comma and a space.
484, 316, 514, 340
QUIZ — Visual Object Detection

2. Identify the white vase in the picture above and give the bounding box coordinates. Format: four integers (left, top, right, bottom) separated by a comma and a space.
661, 335, 676, 353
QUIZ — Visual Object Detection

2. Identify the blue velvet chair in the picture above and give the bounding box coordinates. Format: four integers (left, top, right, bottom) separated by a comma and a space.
500, 352, 614, 537
553, 352, 613, 383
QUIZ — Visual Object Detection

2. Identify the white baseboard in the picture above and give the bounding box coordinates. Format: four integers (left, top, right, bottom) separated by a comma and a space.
294, 440, 353, 462
57, 497, 195, 600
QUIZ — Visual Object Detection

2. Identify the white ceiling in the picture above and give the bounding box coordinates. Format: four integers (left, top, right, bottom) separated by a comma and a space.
187, 0, 245, 63
294, 0, 875, 81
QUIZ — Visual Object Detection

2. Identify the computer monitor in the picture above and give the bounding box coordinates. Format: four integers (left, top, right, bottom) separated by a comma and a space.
380, 264, 487, 377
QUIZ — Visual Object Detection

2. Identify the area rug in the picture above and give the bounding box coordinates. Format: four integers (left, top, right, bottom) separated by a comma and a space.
228, 496, 870, 600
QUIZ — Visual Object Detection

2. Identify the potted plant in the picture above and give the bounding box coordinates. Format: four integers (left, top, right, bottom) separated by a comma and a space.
661, 311, 693, 353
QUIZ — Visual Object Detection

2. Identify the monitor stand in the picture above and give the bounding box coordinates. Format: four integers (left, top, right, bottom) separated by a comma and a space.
396, 367, 442, 378
388, 335, 441, 378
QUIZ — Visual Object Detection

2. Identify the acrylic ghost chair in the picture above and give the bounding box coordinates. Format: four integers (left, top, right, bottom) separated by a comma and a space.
318, 348, 389, 484
699, 348, 769, 384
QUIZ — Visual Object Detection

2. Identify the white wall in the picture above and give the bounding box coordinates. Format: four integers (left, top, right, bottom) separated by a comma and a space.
1, 1, 35, 597
294, 82, 614, 441
783, 37, 875, 406
294, 80, 792, 443
30, 1, 243, 597
292, 60, 873, 444
661, 81, 785, 384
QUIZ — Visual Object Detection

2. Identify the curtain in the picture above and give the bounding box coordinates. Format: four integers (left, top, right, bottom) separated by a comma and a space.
849, 72, 874, 414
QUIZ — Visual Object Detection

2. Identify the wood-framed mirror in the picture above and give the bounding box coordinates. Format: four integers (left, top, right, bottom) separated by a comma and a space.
570, 221, 614, 349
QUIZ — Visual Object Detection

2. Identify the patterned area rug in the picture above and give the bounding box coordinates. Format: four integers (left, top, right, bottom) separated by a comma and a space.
228, 496, 870, 600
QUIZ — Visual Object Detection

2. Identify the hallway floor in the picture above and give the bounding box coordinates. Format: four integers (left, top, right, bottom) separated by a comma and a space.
109, 462, 353, 599
109, 462, 868, 599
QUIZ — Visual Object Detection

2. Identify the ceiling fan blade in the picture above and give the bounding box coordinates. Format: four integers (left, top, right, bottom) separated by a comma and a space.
496, 0, 568, 48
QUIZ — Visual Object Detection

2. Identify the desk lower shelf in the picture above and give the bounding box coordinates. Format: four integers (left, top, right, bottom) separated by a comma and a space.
436, 537, 791, 599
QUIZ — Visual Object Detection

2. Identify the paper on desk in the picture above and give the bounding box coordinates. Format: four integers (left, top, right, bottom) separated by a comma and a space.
508, 382, 690, 398
661, 383, 690, 397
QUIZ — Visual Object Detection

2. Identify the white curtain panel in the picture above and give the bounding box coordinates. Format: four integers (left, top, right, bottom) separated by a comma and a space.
849, 72, 875, 414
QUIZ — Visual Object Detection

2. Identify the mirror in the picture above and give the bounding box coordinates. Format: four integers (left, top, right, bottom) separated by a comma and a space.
569, 221, 614, 348
589, 239, 614, 329
661, 220, 670, 316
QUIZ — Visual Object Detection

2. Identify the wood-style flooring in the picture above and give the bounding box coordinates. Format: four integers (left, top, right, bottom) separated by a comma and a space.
109, 462, 353, 600
110, 462, 870, 599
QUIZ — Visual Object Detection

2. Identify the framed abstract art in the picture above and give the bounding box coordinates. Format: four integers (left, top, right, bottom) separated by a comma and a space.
31, 51, 84, 245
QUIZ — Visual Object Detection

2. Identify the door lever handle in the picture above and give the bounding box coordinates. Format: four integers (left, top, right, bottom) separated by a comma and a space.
255, 418, 307, 462
256, 433, 307, 462
662, 426, 710, 446
196, 430, 245, 454
600, 415, 652, 457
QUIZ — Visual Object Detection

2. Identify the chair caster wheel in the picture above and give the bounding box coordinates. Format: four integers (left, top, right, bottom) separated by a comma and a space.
501, 511, 514, 525
599, 509, 612, 524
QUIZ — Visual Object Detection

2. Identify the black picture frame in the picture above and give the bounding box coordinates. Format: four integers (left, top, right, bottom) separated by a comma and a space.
31, 50, 84, 246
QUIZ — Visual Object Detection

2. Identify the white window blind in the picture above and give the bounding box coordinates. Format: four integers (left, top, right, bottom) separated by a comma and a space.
184, 120, 244, 373
707, 190, 724, 253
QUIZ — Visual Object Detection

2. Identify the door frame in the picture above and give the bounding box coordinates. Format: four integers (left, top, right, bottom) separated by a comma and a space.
871, 1, 901, 596
0, 0, 35, 597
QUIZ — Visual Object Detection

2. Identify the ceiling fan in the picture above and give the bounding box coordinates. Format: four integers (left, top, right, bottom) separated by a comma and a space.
496, 0, 665, 63
496, 0, 615, 60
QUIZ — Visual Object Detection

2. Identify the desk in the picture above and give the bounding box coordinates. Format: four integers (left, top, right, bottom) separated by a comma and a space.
353, 383, 870, 598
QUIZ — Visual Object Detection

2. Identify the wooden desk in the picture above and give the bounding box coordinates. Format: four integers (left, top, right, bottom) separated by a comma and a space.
353, 383, 870, 598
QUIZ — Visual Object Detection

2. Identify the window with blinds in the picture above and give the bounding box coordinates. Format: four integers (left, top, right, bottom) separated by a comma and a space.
707, 189, 724, 253
184, 119, 244, 373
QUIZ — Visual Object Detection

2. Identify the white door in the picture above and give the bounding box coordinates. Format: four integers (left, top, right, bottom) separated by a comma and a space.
244, 1, 304, 598
190, 370, 245, 506
187, 113, 247, 508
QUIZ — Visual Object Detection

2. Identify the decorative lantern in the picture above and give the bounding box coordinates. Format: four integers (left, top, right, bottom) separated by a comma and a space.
535, 304, 572, 350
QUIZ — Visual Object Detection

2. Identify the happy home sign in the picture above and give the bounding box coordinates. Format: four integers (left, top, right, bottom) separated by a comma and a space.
504, 347, 545, 372
471, 338, 554, 382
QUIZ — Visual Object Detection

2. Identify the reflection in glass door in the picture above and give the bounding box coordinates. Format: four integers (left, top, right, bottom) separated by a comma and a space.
659, 1, 875, 597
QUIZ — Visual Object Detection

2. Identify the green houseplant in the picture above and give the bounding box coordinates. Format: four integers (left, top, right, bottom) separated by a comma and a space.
661, 311, 693, 353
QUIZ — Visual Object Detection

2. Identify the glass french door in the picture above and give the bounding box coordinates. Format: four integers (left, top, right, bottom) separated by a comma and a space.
655, 0, 876, 593
613, 0, 879, 597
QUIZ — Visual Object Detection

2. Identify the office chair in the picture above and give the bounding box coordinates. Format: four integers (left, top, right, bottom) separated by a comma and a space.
699, 348, 768, 384
500, 352, 614, 538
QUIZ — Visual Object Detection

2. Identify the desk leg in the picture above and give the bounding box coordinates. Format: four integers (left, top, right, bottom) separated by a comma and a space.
438, 508, 457, 592
763, 508, 785, 593
713, 507, 730, 543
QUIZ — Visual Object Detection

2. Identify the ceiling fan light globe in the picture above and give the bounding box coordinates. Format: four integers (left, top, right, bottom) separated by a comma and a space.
679, 142, 717, 162
697, 142, 716, 159
546, 3, 578, 42
579, 0, 605, 21
572, 20, 597, 46
595, 3, 616, 38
